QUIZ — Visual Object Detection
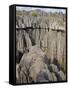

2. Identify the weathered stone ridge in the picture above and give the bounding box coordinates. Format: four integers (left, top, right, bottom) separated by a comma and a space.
16, 10, 66, 65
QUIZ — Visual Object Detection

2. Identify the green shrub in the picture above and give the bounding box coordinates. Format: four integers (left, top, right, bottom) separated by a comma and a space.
31, 12, 37, 17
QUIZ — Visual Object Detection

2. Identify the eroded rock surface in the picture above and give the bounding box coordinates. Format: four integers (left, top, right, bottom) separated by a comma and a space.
16, 9, 66, 83
16, 46, 66, 83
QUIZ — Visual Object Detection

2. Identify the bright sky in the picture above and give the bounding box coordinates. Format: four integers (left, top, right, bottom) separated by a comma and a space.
16, 6, 66, 14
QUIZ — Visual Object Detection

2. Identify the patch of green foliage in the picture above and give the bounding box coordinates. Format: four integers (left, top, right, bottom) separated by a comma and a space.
31, 12, 37, 17
61, 58, 66, 74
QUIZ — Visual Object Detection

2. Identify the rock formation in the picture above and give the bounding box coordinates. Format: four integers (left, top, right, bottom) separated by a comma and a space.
16, 9, 66, 83
16, 46, 66, 83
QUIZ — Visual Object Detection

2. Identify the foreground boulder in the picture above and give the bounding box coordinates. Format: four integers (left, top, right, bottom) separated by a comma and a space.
16, 45, 66, 83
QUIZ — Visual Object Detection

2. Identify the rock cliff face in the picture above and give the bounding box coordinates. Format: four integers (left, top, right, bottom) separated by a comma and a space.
16, 9, 66, 83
